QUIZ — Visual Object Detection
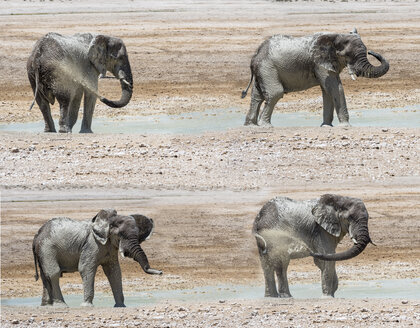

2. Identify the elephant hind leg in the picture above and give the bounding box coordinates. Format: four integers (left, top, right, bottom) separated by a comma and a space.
41, 286, 52, 306
36, 97, 56, 133
259, 254, 278, 297
257, 76, 284, 126
244, 84, 264, 126
40, 266, 66, 306
275, 259, 292, 298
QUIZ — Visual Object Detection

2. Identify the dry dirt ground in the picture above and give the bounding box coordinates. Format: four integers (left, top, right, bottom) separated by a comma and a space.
1, 0, 420, 327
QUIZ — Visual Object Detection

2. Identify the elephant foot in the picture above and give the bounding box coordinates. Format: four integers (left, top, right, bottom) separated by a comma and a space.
278, 292, 292, 298
320, 123, 333, 127
114, 303, 126, 308
59, 126, 72, 133
80, 301, 94, 307
338, 121, 351, 127
264, 292, 279, 298
244, 119, 258, 126
258, 121, 273, 128
52, 300, 68, 308
79, 128, 93, 133
321, 294, 335, 299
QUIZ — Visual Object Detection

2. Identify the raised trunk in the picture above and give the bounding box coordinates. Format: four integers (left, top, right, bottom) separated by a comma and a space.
354, 51, 389, 78
100, 65, 133, 108
311, 226, 371, 261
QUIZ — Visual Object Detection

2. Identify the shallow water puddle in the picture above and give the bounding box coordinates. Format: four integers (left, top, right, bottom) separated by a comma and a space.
2, 279, 419, 307
1, 106, 418, 134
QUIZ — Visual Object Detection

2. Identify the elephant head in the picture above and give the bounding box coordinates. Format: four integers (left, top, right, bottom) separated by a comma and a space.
91, 209, 161, 275
311, 194, 373, 261
312, 29, 389, 80
88, 35, 133, 108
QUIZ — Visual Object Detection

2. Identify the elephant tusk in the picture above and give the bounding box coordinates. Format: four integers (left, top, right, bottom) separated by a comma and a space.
352, 238, 358, 244
121, 78, 132, 88
350, 74, 357, 81
100, 75, 118, 80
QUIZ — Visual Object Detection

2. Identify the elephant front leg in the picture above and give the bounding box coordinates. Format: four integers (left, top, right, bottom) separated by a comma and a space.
80, 91, 97, 133
79, 267, 98, 307
321, 75, 350, 127
321, 87, 334, 127
102, 262, 125, 307
58, 98, 70, 133
314, 258, 338, 297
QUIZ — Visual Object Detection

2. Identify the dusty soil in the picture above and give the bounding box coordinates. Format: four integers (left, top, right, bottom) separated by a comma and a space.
1, 0, 420, 327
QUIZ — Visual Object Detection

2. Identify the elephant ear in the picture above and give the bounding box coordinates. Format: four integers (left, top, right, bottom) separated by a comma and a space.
88, 35, 108, 76
312, 195, 341, 237
91, 208, 116, 245
350, 28, 359, 35
311, 33, 339, 74
130, 214, 154, 242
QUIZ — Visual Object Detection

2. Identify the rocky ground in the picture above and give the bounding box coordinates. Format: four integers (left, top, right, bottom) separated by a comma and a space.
1, 0, 420, 327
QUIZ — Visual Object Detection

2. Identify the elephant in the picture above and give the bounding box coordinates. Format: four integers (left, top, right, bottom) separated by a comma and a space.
252, 194, 374, 298
27, 32, 133, 133
32, 209, 162, 307
242, 29, 389, 127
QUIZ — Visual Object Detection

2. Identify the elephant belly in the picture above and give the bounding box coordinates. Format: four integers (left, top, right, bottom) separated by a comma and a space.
57, 255, 80, 273
278, 69, 319, 93
261, 229, 311, 259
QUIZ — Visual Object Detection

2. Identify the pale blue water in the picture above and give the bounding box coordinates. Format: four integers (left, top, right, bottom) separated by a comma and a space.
0, 106, 418, 134
2, 279, 419, 307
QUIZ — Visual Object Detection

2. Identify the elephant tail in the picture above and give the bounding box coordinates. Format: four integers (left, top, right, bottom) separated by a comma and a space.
28, 69, 39, 111
254, 233, 267, 255
241, 70, 254, 99
32, 240, 39, 281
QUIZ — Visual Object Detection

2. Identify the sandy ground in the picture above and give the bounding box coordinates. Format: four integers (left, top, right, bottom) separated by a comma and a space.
1, 0, 420, 327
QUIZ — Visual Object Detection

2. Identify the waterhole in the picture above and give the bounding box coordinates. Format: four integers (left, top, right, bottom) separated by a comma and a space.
2, 279, 419, 307
1, 106, 418, 134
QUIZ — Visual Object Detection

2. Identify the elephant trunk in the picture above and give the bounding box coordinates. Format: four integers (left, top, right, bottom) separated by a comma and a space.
100, 64, 133, 108
126, 239, 152, 273
353, 51, 389, 78
312, 223, 371, 261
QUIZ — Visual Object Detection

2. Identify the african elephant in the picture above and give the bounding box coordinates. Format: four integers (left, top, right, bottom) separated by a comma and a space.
32, 209, 162, 307
253, 194, 373, 298
27, 32, 133, 133
242, 29, 389, 127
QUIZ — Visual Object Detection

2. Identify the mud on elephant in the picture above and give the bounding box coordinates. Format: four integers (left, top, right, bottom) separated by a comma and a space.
253, 194, 374, 298
27, 32, 133, 133
242, 29, 389, 127
32, 209, 162, 307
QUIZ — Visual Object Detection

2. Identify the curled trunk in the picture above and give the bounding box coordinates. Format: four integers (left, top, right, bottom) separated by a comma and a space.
311, 226, 371, 261
353, 51, 389, 78
100, 65, 133, 108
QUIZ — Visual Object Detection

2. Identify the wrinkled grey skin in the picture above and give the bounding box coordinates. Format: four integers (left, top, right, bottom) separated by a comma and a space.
32, 209, 162, 307
243, 29, 389, 127
253, 194, 373, 298
27, 32, 133, 133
